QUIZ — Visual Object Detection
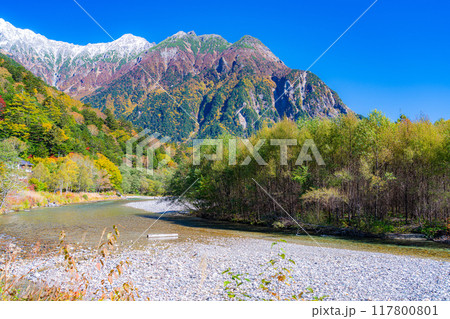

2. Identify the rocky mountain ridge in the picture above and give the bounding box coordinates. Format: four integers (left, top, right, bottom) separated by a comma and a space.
0, 18, 350, 139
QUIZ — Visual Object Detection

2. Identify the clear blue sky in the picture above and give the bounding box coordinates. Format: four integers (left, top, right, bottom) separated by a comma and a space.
2, 0, 449, 121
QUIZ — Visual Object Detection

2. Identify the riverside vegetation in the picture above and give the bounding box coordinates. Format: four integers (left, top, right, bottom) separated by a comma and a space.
168, 113, 449, 239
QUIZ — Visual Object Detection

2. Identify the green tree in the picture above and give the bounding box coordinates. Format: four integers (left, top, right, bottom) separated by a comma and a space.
32, 162, 50, 184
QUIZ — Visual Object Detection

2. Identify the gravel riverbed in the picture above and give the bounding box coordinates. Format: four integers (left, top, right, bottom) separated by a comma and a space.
124, 198, 192, 214
4, 235, 449, 301
2, 199, 449, 300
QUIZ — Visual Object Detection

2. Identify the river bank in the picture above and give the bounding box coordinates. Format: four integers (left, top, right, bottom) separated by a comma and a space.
125, 198, 450, 245
0, 190, 121, 214
124, 197, 192, 214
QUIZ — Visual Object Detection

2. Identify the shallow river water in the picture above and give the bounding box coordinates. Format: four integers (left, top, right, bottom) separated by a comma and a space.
0, 199, 448, 261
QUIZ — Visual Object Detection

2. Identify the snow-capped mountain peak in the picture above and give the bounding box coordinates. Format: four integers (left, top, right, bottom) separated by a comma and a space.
0, 17, 153, 95
0, 18, 153, 58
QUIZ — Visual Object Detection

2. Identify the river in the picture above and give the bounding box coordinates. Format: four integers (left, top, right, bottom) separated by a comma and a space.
0, 198, 448, 261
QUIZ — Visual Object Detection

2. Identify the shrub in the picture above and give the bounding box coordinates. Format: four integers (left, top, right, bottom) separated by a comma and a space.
222, 240, 327, 301
0, 226, 139, 300
419, 221, 447, 239
29, 178, 48, 192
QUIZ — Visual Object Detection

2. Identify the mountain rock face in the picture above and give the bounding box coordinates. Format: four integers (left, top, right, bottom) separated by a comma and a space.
0, 18, 350, 140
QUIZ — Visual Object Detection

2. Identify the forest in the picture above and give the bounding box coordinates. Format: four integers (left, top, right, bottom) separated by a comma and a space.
168, 112, 449, 237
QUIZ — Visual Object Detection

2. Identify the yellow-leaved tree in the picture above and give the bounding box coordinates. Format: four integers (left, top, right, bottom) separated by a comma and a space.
95, 153, 122, 191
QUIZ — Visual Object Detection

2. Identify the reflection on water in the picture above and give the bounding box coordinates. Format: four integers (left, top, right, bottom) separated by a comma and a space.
0, 199, 448, 260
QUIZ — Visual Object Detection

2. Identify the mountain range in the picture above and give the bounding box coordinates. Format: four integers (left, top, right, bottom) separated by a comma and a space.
0, 18, 350, 139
